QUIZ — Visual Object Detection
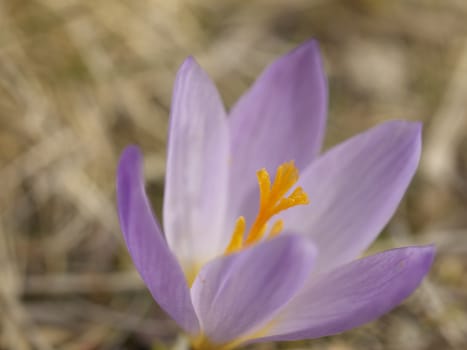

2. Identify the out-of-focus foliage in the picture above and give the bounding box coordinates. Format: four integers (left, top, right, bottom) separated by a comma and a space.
0, 0, 466, 349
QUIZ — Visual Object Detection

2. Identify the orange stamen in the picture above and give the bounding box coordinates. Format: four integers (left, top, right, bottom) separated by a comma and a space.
224, 161, 309, 254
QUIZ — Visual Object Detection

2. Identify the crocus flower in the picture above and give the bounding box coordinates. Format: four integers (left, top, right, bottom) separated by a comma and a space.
117, 40, 434, 350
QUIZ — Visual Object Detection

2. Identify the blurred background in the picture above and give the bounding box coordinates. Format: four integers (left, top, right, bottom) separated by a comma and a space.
0, 0, 466, 349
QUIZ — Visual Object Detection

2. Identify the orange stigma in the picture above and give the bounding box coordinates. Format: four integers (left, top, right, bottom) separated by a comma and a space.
224, 161, 309, 254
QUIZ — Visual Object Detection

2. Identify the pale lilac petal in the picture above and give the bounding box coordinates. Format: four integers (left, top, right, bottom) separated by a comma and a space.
191, 235, 317, 344
284, 121, 422, 272
163, 58, 229, 268
117, 146, 199, 334
250, 246, 435, 343
227, 40, 328, 227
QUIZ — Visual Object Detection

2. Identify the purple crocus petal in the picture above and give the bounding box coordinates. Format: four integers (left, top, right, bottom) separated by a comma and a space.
227, 40, 328, 227
117, 146, 199, 334
250, 245, 435, 343
163, 58, 229, 268
284, 121, 422, 273
191, 234, 317, 344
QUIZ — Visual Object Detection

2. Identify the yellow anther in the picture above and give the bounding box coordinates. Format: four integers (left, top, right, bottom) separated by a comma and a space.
268, 219, 284, 238
224, 216, 246, 254
257, 169, 271, 209
224, 161, 310, 254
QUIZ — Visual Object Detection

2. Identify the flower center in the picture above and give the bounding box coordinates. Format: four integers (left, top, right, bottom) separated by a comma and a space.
224, 161, 309, 254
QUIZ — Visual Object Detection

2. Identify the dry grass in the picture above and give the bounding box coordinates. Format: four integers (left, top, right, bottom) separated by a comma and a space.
0, 0, 466, 349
